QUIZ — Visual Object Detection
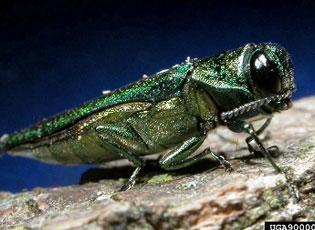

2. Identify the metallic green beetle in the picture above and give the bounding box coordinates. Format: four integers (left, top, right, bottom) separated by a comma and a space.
0, 43, 296, 192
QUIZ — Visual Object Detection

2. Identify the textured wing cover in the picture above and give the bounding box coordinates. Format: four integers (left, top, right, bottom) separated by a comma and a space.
3, 63, 192, 149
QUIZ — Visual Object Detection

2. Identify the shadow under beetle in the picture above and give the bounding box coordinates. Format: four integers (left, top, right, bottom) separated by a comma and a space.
0, 43, 298, 197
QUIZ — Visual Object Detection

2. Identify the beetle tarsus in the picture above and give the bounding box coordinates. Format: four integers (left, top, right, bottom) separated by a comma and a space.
209, 150, 233, 173
282, 170, 300, 202
119, 166, 142, 191
266, 145, 281, 158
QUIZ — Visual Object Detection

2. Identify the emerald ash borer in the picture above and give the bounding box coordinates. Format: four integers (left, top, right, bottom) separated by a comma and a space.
0, 43, 298, 195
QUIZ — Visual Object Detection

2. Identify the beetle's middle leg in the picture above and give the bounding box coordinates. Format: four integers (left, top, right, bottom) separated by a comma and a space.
159, 136, 232, 172
95, 124, 148, 191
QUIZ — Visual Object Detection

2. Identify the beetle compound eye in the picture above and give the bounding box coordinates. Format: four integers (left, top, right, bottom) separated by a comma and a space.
250, 52, 282, 95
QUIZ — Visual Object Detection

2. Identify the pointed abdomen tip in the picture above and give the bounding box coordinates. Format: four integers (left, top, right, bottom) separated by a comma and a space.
0, 134, 9, 151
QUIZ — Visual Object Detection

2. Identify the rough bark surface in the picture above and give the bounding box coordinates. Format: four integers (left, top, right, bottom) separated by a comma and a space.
1, 97, 315, 230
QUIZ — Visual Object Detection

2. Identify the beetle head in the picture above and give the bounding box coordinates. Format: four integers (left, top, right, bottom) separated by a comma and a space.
247, 43, 295, 114
192, 43, 296, 122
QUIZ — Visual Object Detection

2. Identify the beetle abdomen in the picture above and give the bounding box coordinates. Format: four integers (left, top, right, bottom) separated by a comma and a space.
4, 63, 192, 150
6, 102, 152, 164
8, 131, 120, 164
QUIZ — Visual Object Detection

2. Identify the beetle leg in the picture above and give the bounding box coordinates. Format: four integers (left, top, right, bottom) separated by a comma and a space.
252, 117, 273, 137
95, 124, 147, 191
242, 122, 299, 201
246, 137, 281, 158
208, 150, 233, 172
219, 117, 273, 145
159, 136, 232, 171
241, 122, 282, 172
246, 117, 272, 145
245, 117, 282, 158
255, 117, 280, 157
159, 136, 205, 170
228, 120, 283, 170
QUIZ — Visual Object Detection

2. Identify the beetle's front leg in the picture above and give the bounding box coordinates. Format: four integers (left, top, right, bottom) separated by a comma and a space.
246, 136, 280, 158
159, 136, 232, 172
245, 117, 280, 158
219, 117, 273, 148
95, 124, 147, 191
242, 122, 282, 172
228, 119, 279, 160
228, 120, 299, 201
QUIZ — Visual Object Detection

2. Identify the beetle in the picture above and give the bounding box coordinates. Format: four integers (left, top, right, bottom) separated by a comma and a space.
0, 43, 296, 193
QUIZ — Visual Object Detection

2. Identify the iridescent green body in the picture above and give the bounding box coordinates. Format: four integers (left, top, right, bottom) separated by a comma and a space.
4, 63, 192, 150
1, 62, 217, 164
0, 43, 295, 186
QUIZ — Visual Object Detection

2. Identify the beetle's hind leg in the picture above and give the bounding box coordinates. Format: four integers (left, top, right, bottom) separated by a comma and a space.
159, 136, 233, 172
208, 150, 233, 172
95, 124, 148, 191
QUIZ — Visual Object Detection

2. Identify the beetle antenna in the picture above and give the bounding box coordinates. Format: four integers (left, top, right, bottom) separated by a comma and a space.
220, 93, 290, 122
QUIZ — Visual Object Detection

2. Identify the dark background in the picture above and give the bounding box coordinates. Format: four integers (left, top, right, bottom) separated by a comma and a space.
0, 0, 314, 192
